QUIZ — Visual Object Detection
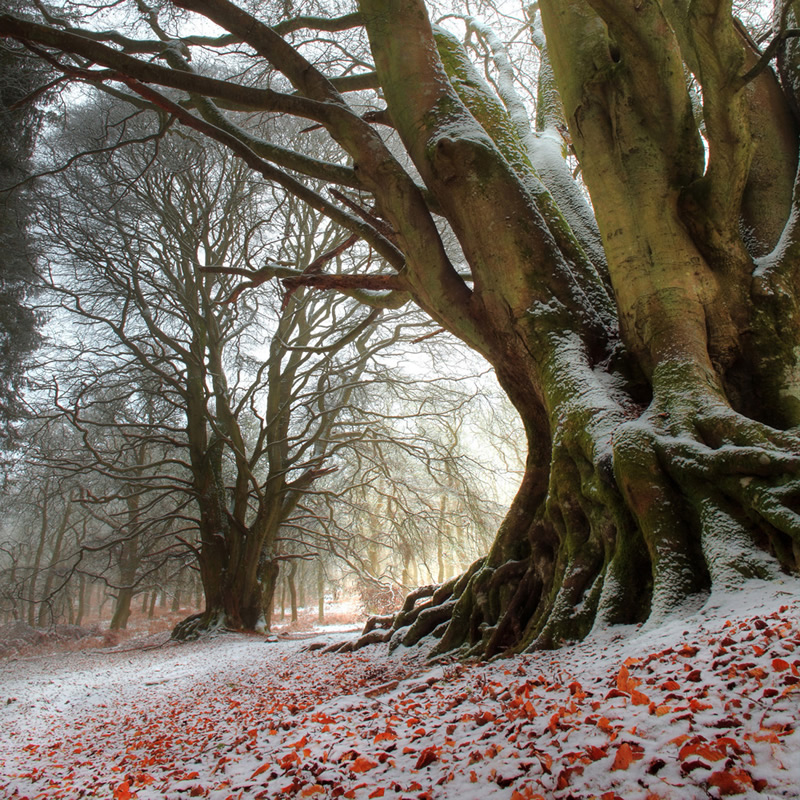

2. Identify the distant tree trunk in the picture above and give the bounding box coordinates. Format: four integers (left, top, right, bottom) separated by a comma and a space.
297, 562, 306, 610
317, 558, 325, 625
194, 573, 202, 610
27, 488, 49, 626
287, 561, 298, 623
110, 587, 134, 630
171, 572, 182, 612
109, 532, 140, 630
75, 574, 86, 626
400, 542, 412, 591
437, 495, 447, 584
98, 591, 110, 619
259, 559, 279, 632
37, 499, 71, 628
64, 591, 75, 624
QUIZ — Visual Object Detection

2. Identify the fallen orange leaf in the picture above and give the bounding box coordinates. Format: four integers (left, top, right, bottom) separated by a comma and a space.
250, 764, 269, 780
351, 756, 378, 773
113, 781, 134, 800
708, 768, 754, 796
616, 665, 630, 692
611, 743, 634, 771
631, 689, 650, 705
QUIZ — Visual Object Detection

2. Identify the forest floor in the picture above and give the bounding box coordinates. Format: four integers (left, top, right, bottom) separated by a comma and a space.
0, 580, 799, 800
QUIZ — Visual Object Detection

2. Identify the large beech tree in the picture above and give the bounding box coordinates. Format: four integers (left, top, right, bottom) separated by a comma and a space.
4, 0, 800, 656
36, 114, 430, 636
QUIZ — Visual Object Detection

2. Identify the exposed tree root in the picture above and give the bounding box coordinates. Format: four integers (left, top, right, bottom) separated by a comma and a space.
171, 609, 229, 641
347, 386, 800, 661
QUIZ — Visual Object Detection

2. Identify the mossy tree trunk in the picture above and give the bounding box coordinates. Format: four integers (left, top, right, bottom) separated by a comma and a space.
342, 0, 800, 657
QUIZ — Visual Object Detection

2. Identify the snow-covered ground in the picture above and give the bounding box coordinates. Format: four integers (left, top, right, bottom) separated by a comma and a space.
1, 578, 799, 799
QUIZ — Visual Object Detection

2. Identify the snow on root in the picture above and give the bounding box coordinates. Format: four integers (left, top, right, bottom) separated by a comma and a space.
1, 578, 799, 799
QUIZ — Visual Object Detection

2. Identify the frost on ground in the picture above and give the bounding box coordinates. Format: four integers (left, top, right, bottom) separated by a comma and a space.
1, 579, 799, 800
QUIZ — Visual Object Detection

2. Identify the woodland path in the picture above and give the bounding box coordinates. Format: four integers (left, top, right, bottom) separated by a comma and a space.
1, 579, 800, 799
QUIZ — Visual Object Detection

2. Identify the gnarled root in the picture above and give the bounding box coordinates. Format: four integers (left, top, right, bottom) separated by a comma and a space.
346, 374, 799, 661
171, 610, 228, 641
342, 564, 483, 655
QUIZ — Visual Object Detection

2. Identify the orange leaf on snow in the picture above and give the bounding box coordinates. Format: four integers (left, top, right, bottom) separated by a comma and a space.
679, 741, 726, 763
611, 743, 634, 771
369, 789, 385, 798
113, 781, 135, 800
536, 751, 553, 773
415, 746, 439, 770
752, 731, 781, 743
556, 766, 584, 789
250, 763, 272, 780
585, 745, 607, 761
708, 768, 754, 796
511, 788, 546, 800
548, 712, 561, 734
351, 756, 379, 773
630, 689, 650, 705
300, 786, 326, 797
616, 665, 630, 693
772, 658, 791, 672
290, 735, 309, 749
596, 716, 613, 732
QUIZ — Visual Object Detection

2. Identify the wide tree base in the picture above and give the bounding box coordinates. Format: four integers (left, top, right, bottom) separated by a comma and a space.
336, 393, 800, 662
171, 610, 227, 641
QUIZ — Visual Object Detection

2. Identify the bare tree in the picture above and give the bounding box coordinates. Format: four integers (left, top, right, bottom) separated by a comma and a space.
35, 103, 466, 635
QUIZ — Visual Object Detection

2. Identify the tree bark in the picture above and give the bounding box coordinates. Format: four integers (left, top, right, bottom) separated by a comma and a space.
343, 0, 800, 659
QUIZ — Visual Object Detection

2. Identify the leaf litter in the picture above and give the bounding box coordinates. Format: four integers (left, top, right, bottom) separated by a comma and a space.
1, 577, 799, 799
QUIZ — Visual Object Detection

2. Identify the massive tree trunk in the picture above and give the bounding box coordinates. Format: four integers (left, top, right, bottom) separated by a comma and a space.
340, 0, 800, 658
